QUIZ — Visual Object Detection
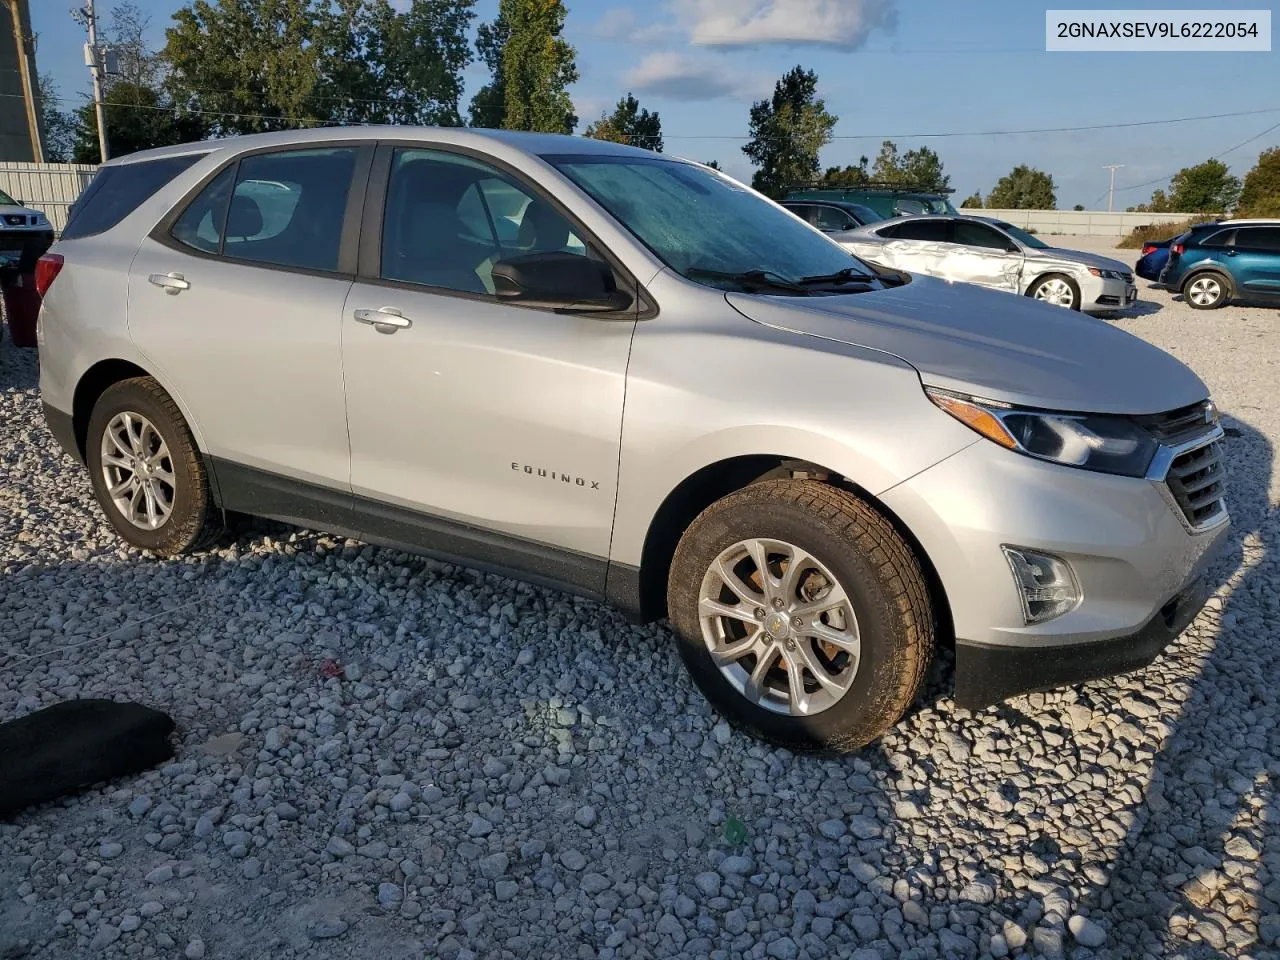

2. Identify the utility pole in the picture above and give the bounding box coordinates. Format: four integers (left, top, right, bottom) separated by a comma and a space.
2, 0, 44, 162
72, 0, 109, 162
1102, 164, 1124, 213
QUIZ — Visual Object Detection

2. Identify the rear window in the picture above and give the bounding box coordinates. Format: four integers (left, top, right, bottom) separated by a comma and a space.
61, 154, 206, 240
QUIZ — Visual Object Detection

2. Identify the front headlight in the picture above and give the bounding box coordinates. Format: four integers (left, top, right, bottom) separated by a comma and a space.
927, 388, 1158, 477
1087, 267, 1125, 280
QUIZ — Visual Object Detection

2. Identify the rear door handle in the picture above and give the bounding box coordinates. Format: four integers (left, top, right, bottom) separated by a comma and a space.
353, 306, 412, 334
148, 272, 189, 294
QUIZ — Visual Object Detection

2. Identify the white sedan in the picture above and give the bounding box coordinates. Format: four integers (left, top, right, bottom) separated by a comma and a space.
841, 214, 1138, 314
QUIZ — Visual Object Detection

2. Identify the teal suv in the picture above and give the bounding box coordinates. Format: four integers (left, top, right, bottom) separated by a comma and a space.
1160, 219, 1280, 310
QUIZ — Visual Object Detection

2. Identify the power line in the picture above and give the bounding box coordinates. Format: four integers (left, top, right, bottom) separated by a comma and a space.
1101, 117, 1280, 203
26, 88, 1280, 143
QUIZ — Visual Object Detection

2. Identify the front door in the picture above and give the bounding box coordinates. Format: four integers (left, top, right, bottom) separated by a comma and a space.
340, 145, 636, 586
947, 220, 1025, 294
1231, 225, 1280, 296
127, 145, 370, 499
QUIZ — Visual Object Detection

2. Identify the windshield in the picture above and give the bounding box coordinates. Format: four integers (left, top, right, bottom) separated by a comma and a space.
0, 189, 17, 206
995, 221, 1049, 249
548, 155, 873, 292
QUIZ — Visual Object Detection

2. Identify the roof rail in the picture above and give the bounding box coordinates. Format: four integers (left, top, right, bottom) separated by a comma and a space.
786, 181, 956, 195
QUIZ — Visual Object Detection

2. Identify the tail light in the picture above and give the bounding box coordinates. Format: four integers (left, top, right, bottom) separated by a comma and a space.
35, 253, 64, 297
1141, 244, 1156, 255
1171, 243, 1185, 256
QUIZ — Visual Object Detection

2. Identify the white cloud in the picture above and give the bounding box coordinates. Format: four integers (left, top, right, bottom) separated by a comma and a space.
676, 0, 896, 50
625, 51, 765, 102
589, 7, 679, 43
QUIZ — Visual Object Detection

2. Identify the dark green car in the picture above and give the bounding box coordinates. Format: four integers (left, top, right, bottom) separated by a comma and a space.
784, 185, 957, 219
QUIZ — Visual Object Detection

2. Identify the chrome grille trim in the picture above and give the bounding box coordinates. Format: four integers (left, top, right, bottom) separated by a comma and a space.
1145, 423, 1228, 533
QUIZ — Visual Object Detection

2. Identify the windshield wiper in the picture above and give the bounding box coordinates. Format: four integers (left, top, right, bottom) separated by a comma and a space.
685, 267, 807, 294
797, 267, 878, 286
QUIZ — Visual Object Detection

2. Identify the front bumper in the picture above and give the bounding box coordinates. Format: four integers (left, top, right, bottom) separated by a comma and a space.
880, 437, 1230, 706
1081, 274, 1138, 312
953, 572, 1209, 709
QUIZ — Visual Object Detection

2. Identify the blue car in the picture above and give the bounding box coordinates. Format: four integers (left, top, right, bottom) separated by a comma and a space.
1135, 238, 1172, 282
1160, 219, 1280, 309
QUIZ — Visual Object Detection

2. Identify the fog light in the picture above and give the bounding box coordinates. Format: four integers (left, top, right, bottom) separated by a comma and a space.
1002, 546, 1080, 624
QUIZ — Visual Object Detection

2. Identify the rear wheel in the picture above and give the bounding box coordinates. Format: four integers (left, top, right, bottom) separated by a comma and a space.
86, 378, 221, 556
1028, 273, 1081, 310
1183, 272, 1229, 310
667, 480, 934, 752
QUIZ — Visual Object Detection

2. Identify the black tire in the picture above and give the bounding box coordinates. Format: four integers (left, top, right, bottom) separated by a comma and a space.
85, 377, 221, 556
1182, 271, 1230, 310
667, 479, 935, 753
1027, 273, 1082, 311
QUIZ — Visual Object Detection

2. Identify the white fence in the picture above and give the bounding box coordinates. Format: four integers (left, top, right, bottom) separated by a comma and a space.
0, 162, 99, 232
979, 208, 1202, 237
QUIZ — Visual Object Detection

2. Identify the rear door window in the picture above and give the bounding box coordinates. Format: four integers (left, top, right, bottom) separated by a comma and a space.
887, 219, 952, 243
61, 154, 206, 240
167, 148, 359, 273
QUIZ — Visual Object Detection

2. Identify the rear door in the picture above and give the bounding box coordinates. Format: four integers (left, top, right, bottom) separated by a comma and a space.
1230, 226, 1280, 296
127, 143, 373, 504
864, 218, 954, 274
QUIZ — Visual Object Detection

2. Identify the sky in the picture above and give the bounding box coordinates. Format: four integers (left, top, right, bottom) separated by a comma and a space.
31, 0, 1280, 209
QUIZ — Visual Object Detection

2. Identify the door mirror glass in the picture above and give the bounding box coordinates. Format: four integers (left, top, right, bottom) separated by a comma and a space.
491, 251, 632, 313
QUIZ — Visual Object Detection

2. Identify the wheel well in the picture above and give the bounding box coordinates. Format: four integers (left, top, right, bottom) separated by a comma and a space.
1181, 267, 1233, 295
72, 359, 151, 459
635, 456, 955, 646
1025, 271, 1077, 296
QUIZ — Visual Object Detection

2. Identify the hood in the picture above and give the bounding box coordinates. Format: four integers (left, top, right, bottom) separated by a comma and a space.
727, 275, 1207, 415
1027, 247, 1132, 273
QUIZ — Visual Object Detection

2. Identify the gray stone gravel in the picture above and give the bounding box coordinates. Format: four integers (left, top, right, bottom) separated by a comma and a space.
3, 275, 1280, 959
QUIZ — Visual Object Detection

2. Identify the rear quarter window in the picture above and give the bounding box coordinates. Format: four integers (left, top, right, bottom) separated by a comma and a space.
61, 154, 206, 240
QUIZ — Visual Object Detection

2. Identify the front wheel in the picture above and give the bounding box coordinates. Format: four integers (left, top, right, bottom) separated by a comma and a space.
1183, 272, 1229, 310
667, 480, 935, 752
1028, 273, 1081, 310
86, 377, 222, 556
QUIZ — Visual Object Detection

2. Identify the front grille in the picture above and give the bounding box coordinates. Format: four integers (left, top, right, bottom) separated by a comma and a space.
1120, 271, 1133, 283
1139, 400, 1216, 445
3, 214, 24, 226
1165, 438, 1226, 528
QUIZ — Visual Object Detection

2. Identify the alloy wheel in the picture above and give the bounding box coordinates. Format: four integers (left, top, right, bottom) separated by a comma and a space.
1187, 276, 1222, 307
99, 412, 176, 530
697, 538, 861, 716
1033, 278, 1076, 308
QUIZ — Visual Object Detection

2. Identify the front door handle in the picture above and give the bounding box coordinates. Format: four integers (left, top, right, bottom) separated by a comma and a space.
353, 307, 412, 334
148, 272, 190, 294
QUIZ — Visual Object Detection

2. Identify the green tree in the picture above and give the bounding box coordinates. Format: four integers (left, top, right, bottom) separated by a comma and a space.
499, 0, 577, 133
1237, 147, 1280, 217
39, 78, 77, 163
164, 0, 475, 135
869, 141, 949, 191
1137, 159, 1241, 213
584, 93, 661, 151
703, 160, 721, 170
468, 7, 509, 126
985, 165, 1056, 209
819, 157, 870, 187
1072, 203, 1084, 211
72, 80, 206, 162
742, 66, 837, 198
960, 191, 982, 208
102, 2, 162, 91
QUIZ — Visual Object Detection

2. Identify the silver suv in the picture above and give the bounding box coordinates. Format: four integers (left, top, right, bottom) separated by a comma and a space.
37, 128, 1229, 751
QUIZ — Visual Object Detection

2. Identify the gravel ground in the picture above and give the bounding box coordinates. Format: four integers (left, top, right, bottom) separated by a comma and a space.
2, 273, 1279, 960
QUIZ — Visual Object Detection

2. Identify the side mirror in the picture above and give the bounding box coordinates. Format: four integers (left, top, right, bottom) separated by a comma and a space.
491, 252, 633, 313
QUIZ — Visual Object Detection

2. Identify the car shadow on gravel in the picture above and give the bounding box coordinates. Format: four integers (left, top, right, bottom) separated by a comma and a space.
1071, 412, 1280, 957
